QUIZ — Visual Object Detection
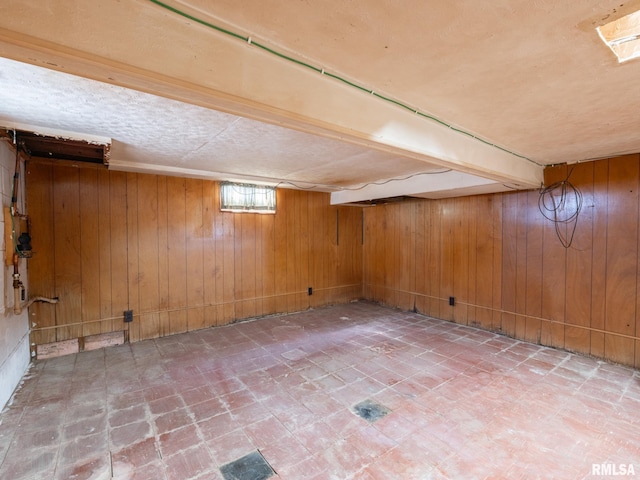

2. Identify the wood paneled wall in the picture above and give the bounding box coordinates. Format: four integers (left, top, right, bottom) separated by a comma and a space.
363, 154, 640, 368
27, 154, 640, 368
26, 159, 362, 347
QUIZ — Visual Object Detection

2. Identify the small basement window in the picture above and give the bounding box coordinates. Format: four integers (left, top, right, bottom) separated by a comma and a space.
220, 182, 276, 214
597, 9, 640, 63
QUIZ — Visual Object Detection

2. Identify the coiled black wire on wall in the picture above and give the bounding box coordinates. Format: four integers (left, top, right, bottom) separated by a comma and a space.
538, 166, 583, 248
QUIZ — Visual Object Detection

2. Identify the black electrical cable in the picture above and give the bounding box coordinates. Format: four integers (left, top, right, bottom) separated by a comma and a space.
274, 181, 323, 190
338, 169, 453, 191
538, 166, 582, 248
275, 169, 453, 192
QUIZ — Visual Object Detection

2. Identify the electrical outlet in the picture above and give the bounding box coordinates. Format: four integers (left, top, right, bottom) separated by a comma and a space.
124, 310, 133, 323
308, 287, 313, 296
449, 296, 455, 306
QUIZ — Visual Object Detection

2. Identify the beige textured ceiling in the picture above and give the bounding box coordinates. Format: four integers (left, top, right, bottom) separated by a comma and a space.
190, 0, 640, 164
0, 0, 639, 200
0, 56, 430, 189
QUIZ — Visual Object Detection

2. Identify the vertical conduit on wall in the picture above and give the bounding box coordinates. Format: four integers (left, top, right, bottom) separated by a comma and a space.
2, 131, 59, 315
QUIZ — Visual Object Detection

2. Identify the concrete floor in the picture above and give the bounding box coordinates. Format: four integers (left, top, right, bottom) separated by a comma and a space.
0, 302, 639, 479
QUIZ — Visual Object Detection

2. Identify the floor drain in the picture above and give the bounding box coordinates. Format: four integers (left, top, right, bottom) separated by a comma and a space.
220, 450, 275, 480
353, 399, 391, 423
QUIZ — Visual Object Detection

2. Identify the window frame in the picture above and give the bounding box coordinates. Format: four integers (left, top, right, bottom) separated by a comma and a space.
219, 181, 277, 214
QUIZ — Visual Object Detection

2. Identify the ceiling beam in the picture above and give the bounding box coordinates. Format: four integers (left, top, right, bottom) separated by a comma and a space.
330, 171, 510, 204
0, 0, 543, 188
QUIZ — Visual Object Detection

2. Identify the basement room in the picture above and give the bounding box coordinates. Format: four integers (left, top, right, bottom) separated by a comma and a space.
1, 1, 640, 479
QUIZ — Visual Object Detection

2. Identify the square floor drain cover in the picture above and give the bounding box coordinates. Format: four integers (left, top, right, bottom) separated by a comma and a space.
220, 450, 275, 480
353, 399, 391, 423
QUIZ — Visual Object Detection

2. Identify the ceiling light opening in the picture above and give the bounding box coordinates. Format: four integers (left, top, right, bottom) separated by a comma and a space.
597, 9, 640, 63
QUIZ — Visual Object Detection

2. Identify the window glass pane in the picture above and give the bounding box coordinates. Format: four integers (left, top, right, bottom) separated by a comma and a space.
220, 182, 276, 213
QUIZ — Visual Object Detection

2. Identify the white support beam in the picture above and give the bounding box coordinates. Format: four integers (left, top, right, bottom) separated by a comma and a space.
330, 171, 513, 205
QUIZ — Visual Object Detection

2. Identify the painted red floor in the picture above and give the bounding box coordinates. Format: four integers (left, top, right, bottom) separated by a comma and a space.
0, 302, 639, 479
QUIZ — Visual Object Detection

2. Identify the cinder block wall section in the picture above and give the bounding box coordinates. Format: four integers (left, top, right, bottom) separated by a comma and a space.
0, 140, 29, 410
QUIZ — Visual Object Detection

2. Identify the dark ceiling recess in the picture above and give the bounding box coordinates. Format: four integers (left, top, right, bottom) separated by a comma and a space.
11, 130, 109, 164
348, 195, 416, 206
